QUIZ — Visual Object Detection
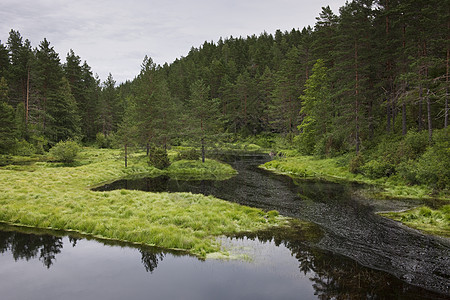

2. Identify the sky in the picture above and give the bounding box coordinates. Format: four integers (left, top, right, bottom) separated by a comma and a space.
1, 0, 347, 83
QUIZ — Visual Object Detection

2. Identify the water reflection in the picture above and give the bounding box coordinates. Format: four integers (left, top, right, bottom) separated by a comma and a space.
93, 154, 450, 296
1, 224, 447, 299
233, 226, 446, 299
0, 230, 64, 268
0, 225, 171, 274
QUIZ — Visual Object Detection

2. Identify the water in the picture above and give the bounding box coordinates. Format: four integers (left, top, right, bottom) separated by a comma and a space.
1, 154, 449, 299
0, 224, 445, 299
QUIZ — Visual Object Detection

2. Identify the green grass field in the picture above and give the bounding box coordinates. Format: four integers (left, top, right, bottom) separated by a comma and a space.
0, 147, 285, 258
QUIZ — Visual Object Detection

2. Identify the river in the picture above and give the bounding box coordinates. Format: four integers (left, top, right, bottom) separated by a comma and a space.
1, 154, 449, 299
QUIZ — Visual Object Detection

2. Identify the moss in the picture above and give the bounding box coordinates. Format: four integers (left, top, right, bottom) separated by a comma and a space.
0, 147, 285, 258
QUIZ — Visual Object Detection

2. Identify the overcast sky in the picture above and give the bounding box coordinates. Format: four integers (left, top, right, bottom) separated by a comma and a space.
1, 0, 347, 83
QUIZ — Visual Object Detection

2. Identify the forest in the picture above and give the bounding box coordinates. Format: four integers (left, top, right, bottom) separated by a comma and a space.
0, 0, 449, 191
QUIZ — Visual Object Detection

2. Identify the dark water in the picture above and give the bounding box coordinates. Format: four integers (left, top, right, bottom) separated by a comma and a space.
0, 224, 446, 300
2, 154, 449, 299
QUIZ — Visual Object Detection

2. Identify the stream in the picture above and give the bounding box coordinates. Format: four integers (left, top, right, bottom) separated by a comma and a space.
1, 154, 449, 299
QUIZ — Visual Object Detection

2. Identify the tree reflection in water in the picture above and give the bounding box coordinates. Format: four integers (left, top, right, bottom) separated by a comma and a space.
0, 227, 168, 273
0, 230, 63, 268
0, 225, 446, 298
232, 223, 447, 299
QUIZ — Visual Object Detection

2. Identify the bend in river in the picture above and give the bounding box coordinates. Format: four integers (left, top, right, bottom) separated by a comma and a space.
95, 154, 450, 295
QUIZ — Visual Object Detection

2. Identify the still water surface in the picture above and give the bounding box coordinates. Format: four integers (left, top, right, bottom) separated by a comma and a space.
1, 154, 449, 299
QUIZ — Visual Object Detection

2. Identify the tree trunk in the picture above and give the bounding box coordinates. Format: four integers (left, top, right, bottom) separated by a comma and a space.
26, 67, 29, 125
427, 90, 432, 143
201, 137, 205, 163
201, 118, 205, 163
386, 97, 391, 132
355, 41, 360, 153
124, 143, 128, 168
418, 83, 423, 131
402, 102, 407, 135
446, 46, 449, 128
392, 98, 396, 133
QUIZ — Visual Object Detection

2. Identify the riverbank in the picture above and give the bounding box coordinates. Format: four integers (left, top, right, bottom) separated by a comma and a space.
0, 147, 285, 258
261, 155, 449, 237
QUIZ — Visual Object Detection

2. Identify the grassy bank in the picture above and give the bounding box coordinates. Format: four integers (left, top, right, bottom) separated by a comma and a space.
262, 155, 449, 201
380, 206, 450, 237
0, 147, 285, 258
261, 155, 449, 237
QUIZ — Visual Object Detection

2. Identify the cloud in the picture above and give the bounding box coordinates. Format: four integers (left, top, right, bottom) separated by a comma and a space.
1, 0, 347, 83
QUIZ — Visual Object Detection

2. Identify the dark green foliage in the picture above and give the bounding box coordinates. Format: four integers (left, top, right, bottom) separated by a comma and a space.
348, 153, 364, 174
13, 140, 36, 156
0, 101, 16, 154
49, 140, 81, 163
2, 0, 448, 190
148, 146, 170, 169
361, 159, 396, 179
95, 132, 114, 149
398, 129, 450, 189
177, 149, 200, 161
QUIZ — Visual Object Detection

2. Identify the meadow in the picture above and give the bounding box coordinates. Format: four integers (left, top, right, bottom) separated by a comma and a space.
0, 148, 285, 258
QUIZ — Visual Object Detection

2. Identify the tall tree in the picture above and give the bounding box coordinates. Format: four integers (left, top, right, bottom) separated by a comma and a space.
187, 79, 221, 162
32, 38, 65, 143
297, 59, 332, 154
98, 73, 120, 137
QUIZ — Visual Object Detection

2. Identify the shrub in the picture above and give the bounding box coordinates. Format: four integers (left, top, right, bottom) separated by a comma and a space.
177, 149, 200, 161
96, 132, 114, 149
349, 153, 364, 174
398, 129, 450, 189
49, 140, 81, 163
402, 130, 429, 160
361, 159, 396, 179
14, 140, 36, 156
148, 146, 170, 169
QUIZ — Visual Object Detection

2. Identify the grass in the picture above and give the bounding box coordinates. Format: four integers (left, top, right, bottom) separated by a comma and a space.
167, 159, 237, 180
262, 155, 449, 201
0, 147, 286, 258
380, 205, 450, 237
262, 154, 450, 237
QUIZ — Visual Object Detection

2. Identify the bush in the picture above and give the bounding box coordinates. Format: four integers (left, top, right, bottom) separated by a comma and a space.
148, 146, 170, 169
177, 149, 200, 161
96, 132, 114, 149
402, 130, 429, 160
361, 159, 396, 179
49, 140, 81, 163
398, 128, 449, 189
349, 153, 364, 174
14, 140, 36, 156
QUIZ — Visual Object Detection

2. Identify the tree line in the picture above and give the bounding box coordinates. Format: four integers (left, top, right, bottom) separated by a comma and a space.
0, 0, 448, 162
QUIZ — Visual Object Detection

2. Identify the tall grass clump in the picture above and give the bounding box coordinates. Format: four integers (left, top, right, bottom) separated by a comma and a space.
381, 205, 450, 237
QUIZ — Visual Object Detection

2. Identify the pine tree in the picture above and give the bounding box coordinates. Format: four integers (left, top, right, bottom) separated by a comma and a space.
297, 59, 331, 154
187, 79, 221, 162
45, 77, 81, 142
32, 38, 65, 144
98, 73, 120, 138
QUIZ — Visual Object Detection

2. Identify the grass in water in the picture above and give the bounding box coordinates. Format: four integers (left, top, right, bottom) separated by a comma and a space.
0, 147, 285, 258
